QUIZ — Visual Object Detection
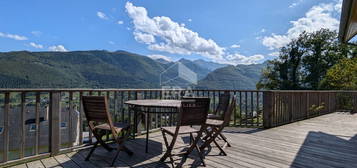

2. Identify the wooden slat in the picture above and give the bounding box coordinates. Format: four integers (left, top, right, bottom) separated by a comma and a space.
35, 92, 41, 155
50, 92, 61, 156
26, 160, 45, 168
79, 92, 83, 145
239, 91, 242, 126
88, 92, 94, 144
68, 92, 74, 148
66, 152, 96, 168
244, 92, 248, 127
41, 157, 62, 168
127, 91, 131, 124
114, 91, 118, 122
121, 91, 125, 122
233, 91, 237, 126
54, 154, 80, 168
20, 92, 26, 159
3, 92, 10, 162
250, 91, 254, 126
256, 91, 260, 126
10, 163, 28, 168
263, 91, 273, 128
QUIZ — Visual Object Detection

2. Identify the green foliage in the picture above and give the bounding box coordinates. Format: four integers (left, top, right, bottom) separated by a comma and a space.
320, 57, 357, 90
257, 29, 357, 90
309, 103, 325, 114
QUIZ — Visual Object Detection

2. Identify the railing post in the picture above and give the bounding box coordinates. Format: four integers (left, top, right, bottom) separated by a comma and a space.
352, 92, 357, 113
263, 91, 274, 128
49, 92, 61, 156
3, 92, 10, 162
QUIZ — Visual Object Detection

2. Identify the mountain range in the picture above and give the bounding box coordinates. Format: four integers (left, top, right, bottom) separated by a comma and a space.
0, 50, 266, 89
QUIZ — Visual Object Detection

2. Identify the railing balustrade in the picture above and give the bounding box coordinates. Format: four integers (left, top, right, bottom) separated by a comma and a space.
263, 90, 357, 128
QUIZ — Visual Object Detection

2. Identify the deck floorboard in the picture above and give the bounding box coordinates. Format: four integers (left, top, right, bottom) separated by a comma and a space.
9, 112, 357, 168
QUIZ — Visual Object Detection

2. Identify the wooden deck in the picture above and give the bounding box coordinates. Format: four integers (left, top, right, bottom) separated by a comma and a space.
10, 112, 357, 168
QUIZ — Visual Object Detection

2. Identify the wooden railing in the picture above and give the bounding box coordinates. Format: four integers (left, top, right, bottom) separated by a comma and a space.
0, 89, 263, 166
263, 91, 357, 128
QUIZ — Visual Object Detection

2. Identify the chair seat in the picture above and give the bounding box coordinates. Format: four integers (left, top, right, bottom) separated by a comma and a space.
207, 114, 222, 120
94, 122, 130, 133
161, 126, 199, 135
206, 119, 224, 126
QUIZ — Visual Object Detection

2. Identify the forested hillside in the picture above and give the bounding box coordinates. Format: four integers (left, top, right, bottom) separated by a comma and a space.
0, 50, 165, 88
0, 50, 265, 89
197, 62, 267, 90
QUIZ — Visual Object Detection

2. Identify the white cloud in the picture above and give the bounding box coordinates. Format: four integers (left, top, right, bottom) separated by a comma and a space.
125, 2, 224, 61
48, 45, 67, 52
230, 44, 241, 48
0, 32, 28, 40
148, 54, 172, 62
268, 51, 280, 57
260, 28, 266, 33
262, 1, 341, 50
117, 20, 124, 24
262, 34, 291, 50
133, 32, 155, 44
108, 41, 115, 45
188, 18, 192, 22
29, 42, 43, 49
289, 3, 298, 8
289, 0, 304, 8
334, 0, 343, 12
125, 2, 264, 65
97, 11, 108, 20
225, 54, 265, 65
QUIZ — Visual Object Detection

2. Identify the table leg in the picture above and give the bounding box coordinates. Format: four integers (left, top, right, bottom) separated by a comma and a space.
146, 111, 150, 153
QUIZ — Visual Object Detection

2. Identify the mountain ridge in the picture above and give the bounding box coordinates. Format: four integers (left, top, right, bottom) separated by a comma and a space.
0, 50, 265, 89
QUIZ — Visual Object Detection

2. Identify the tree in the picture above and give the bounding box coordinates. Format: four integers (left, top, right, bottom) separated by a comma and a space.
320, 57, 357, 90
257, 29, 356, 90
257, 38, 305, 90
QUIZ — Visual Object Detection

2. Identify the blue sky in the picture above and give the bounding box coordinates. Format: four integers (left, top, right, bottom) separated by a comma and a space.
0, 0, 342, 64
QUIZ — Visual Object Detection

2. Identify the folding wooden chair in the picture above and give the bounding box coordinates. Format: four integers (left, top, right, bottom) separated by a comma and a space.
82, 96, 133, 166
183, 93, 231, 147
207, 92, 230, 120
160, 98, 210, 167
200, 96, 236, 156
206, 92, 232, 147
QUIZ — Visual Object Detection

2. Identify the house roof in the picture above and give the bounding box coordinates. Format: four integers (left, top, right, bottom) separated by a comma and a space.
339, 0, 357, 43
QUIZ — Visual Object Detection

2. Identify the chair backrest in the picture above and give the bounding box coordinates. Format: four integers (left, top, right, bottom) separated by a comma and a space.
178, 98, 210, 126
82, 96, 112, 124
214, 92, 230, 117
222, 96, 236, 126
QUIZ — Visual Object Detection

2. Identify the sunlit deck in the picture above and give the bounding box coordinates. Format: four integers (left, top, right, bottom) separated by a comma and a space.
9, 112, 357, 168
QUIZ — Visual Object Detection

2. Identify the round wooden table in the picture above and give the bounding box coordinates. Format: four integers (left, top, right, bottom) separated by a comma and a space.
125, 99, 182, 153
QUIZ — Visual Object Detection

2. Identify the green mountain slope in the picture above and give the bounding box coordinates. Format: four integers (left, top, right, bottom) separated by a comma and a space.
197, 62, 267, 90
0, 50, 165, 88
193, 59, 227, 71
0, 50, 264, 89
